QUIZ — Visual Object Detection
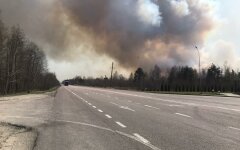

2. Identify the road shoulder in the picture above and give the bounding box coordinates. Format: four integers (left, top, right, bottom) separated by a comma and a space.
0, 122, 37, 150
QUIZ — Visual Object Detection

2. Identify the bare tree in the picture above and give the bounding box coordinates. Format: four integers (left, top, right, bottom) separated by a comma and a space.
0, 16, 59, 95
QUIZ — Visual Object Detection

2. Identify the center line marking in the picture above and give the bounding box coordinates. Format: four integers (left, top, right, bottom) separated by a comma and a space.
133, 133, 150, 144
105, 114, 112, 119
116, 121, 127, 128
175, 113, 192, 118
144, 105, 159, 110
229, 126, 240, 131
98, 109, 103, 113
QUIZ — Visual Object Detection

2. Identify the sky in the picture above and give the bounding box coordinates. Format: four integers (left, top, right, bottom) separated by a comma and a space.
0, 0, 239, 81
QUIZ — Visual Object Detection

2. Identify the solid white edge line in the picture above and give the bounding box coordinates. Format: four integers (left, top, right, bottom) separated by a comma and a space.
133, 133, 150, 144
105, 114, 112, 119
98, 109, 103, 113
229, 126, 240, 131
175, 113, 192, 118
116, 121, 127, 128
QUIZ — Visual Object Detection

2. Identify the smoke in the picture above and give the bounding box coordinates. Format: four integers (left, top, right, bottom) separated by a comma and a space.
0, 0, 217, 70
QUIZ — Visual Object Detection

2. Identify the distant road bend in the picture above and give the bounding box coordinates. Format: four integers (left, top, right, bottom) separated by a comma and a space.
0, 86, 240, 150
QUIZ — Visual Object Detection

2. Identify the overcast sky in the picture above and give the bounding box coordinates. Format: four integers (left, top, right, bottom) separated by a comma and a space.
0, 0, 239, 81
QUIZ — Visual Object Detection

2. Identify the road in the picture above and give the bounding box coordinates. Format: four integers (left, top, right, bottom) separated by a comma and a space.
0, 86, 240, 150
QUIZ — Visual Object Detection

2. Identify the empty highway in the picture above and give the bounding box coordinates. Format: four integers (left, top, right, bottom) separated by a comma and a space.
0, 86, 240, 150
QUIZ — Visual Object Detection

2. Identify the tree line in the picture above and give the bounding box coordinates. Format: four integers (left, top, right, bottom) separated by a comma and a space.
0, 17, 59, 95
65, 63, 240, 93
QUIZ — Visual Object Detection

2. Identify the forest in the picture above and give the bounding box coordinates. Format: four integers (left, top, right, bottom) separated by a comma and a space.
65, 64, 240, 93
0, 17, 59, 95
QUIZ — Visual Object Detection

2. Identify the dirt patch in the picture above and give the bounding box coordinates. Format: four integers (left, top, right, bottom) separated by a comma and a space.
0, 122, 37, 150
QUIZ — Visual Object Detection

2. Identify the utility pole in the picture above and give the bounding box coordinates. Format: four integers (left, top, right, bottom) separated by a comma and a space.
110, 62, 114, 86
195, 46, 201, 93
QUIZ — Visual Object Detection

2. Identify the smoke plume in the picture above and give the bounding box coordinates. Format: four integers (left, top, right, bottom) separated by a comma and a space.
0, 0, 217, 70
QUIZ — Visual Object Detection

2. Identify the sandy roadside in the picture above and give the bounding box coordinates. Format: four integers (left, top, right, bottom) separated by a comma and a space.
0, 91, 57, 150
0, 94, 50, 102
0, 122, 37, 150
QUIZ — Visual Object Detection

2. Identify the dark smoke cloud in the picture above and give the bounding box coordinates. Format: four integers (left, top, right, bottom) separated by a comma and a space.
0, 0, 217, 70
56, 0, 216, 69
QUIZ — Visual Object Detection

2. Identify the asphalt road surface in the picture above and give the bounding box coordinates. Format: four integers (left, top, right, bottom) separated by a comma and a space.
0, 86, 240, 150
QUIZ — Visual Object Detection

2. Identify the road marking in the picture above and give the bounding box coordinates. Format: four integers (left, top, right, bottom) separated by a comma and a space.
169, 104, 183, 107
111, 102, 119, 106
110, 102, 135, 112
88, 103, 92, 105
116, 131, 161, 150
120, 106, 135, 112
116, 121, 127, 128
56, 119, 115, 132
105, 114, 112, 119
72, 92, 77, 96
98, 109, 103, 113
133, 133, 150, 144
92, 106, 96, 108
144, 105, 159, 110
92, 88, 240, 113
229, 126, 240, 131
175, 113, 192, 118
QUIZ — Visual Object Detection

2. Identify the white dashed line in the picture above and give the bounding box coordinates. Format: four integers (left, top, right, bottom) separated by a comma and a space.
133, 133, 150, 144
88, 103, 92, 105
144, 105, 159, 110
120, 106, 135, 112
169, 105, 183, 107
92, 106, 96, 108
175, 113, 192, 118
98, 109, 103, 113
229, 126, 240, 131
110, 102, 135, 112
116, 121, 127, 128
105, 114, 112, 119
